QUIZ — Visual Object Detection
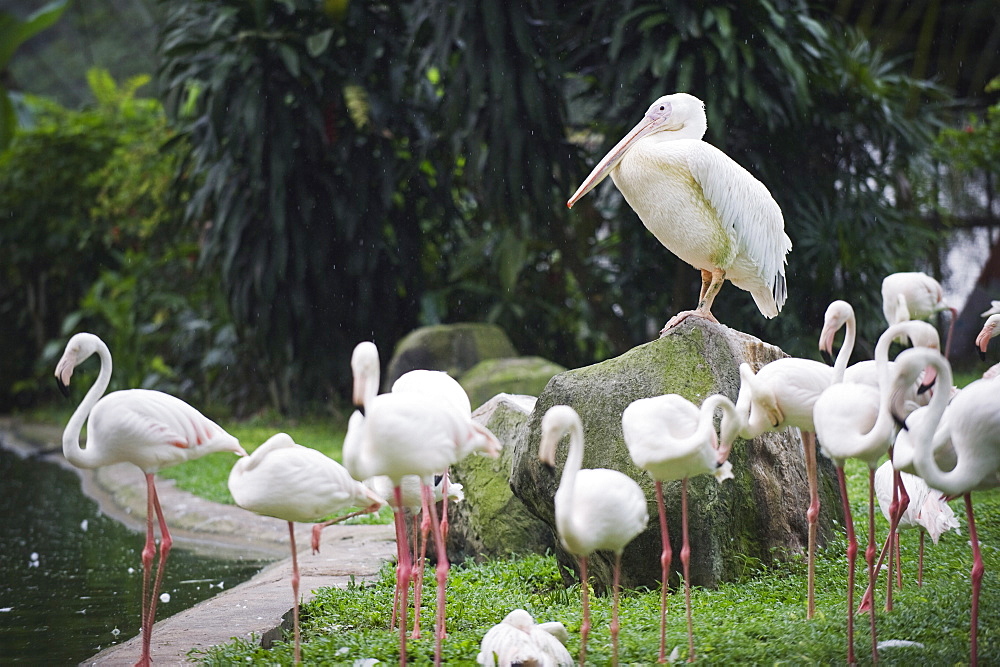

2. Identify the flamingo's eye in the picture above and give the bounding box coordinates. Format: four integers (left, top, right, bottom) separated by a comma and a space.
659, 106, 665, 111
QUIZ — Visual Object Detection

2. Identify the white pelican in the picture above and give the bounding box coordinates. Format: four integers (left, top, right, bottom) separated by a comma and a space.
55, 332, 246, 667
539, 405, 648, 666
567, 93, 792, 332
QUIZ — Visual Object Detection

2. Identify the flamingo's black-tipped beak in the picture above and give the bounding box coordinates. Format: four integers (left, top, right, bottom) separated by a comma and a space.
820, 349, 834, 366
56, 377, 70, 398
433, 474, 444, 486
542, 461, 555, 473
892, 410, 908, 431
978, 346, 987, 362
917, 381, 933, 395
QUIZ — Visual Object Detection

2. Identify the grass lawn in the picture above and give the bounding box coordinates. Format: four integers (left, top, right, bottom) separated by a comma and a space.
175, 419, 999, 665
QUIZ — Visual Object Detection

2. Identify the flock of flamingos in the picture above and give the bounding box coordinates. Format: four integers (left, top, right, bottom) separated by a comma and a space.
51, 93, 997, 666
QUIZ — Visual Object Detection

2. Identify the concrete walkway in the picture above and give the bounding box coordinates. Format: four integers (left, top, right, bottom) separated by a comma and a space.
0, 419, 396, 665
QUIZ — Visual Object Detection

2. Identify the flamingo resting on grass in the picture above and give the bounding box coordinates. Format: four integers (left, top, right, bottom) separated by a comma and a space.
566, 93, 791, 333
539, 405, 648, 667
343, 341, 500, 666
622, 393, 739, 662
54, 332, 246, 667
476, 608, 573, 667
227, 433, 383, 664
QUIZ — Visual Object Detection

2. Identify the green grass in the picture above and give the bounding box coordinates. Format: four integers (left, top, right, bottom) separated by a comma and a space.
193, 457, 999, 665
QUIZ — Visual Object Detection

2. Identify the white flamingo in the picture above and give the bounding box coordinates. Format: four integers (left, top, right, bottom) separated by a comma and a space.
811, 321, 933, 665
539, 405, 648, 667
343, 342, 499, 666
227, 433, 383, 664
622, 393, 738, 662
567, 93, 791, 332
54, 332, 246, 666
476, 608, 573, 667
897, 346, 1000, 666
733, 299, 859, 618
975, 313, 1000, 379
881, 271, 957, 357
364, 473, 464, 638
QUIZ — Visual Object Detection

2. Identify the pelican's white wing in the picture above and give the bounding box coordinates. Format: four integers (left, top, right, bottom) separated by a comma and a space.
688, 143, 791, 315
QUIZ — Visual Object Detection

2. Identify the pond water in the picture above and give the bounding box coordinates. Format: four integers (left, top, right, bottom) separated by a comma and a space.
0, 446, 270, 664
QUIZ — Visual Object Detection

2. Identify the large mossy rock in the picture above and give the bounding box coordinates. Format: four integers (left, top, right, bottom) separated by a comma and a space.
460, 357, 566, 411
448, 394, 555, 562
386, 323, 517, 386
507, 318, 842, 593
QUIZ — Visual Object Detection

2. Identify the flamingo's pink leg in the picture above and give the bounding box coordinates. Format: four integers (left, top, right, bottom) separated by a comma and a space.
579, 556, 590, 667
837, 467, 857, 665
655, 481, 672, 664
288, 522, 302, 665
392, 486, 412, 667
681, 478, 695, 663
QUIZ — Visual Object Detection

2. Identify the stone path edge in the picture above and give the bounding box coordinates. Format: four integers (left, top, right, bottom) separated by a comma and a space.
0, 418, 397, 665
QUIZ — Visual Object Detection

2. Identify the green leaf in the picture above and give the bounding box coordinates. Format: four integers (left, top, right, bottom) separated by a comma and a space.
306, 28, 333, 57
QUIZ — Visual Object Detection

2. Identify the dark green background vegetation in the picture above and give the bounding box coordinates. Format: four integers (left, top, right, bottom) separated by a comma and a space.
2, 0, 998, 415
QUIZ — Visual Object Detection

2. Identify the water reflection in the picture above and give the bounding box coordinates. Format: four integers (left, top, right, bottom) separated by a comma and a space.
0, 447, 269, 664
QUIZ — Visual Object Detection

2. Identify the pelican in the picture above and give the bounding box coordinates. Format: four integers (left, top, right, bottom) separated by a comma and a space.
567, 93, 791, 332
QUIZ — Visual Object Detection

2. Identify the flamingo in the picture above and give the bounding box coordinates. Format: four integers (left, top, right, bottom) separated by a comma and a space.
975, 313, 1000, 379
343, 341, 500, 666
539, 405, 648, 667
881, 271, 957, 358
811, 322, 928, 665
980, 300, 1000, 317
733, 299, 859, 618
873, 460, 959, 586
825, 313, 941, 611
897, 346, 1000, 666
54, 332, 246, 667
622, 393, 739, 663
476, 608, 573, 667
227, 433, 384, 664
363, 474, 465, 638
566, 93, 791, 333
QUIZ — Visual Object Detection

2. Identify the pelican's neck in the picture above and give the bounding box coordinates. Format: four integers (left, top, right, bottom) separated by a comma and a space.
62, 340, 112, 469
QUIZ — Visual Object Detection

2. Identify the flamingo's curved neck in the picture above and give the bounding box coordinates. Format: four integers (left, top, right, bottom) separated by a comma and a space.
911, 355, 961, 493
831, 313, 857, 383
62, 341, 112, 469
553, 418, 585, 518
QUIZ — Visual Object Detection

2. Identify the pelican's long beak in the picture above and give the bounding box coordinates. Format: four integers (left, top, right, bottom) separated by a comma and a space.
567, 113, 661, 209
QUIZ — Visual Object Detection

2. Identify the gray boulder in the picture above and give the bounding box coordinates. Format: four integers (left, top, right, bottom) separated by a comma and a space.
460, 357, 566, 411
507, 317, 843, 593
448, 394, 555, 562
386, 323, 518, 386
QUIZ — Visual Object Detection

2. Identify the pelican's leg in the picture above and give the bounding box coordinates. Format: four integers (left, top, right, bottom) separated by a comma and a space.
660, 269, 724, 333
392, 486, 412, 667
681, 478, 695, 663
656, 481, 672, 664
425, 483, 450, 666
579, 556, 590, 667
802, 431, 819, 620
836, 467, 857, 666
288, 522, 302, 665
866, 468, 879, 664
965, 494, 982, 666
